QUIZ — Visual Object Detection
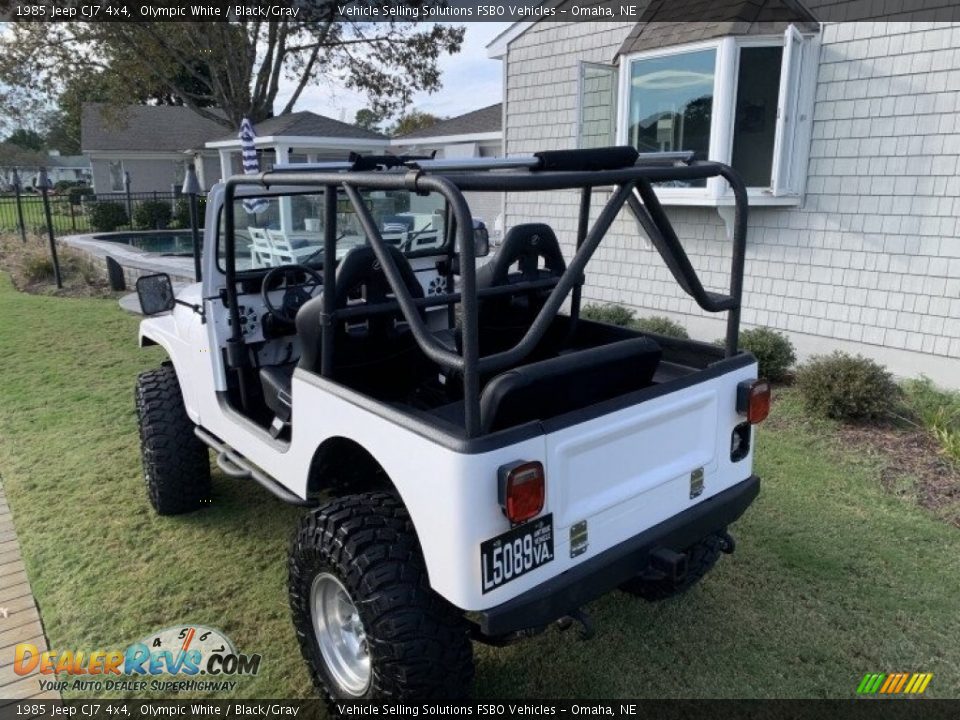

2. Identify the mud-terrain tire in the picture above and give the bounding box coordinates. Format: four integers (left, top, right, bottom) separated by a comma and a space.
135, 364, 210, 515
620, 533, 726, 601
289, 492, 474, 701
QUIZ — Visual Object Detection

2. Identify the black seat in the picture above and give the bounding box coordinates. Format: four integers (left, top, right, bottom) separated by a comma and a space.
260, 246, 427, 422
478, 337, 662, 433
474, 223, 567, 355
293, 245, 427, 398
260, 363, 295, 423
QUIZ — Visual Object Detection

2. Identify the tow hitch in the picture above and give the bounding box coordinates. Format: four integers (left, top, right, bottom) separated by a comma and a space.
643, 547, 688, 583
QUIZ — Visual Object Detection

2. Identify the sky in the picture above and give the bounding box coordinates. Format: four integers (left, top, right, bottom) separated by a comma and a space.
276, 22, 512, 123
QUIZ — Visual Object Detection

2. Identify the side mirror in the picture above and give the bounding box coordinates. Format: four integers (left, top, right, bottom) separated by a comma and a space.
473, 222, 490, 258
136, 273, 175, 315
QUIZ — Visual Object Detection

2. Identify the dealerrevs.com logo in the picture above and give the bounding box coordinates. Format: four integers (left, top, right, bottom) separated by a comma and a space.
13, 625, 261, 693
857, 673, 934, 696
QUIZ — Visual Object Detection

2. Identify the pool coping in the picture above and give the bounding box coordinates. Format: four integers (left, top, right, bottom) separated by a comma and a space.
61, 233, 198, 284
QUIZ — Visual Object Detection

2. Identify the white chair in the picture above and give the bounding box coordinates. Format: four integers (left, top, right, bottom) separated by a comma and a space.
248, 227, 274, 268
267, 230, 319, 264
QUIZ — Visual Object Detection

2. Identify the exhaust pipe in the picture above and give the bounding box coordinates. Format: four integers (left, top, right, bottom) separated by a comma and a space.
718, 530, 736, 554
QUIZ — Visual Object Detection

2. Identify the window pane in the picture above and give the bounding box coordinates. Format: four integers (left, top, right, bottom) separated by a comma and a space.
173, 160, 186, 186
731, 46, 783, 187
579, 63, 617, 149
628, 49, 715, 187
109, 161, 124, 192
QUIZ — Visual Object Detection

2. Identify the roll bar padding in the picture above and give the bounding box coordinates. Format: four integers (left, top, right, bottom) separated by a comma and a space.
533, 146, 639, 172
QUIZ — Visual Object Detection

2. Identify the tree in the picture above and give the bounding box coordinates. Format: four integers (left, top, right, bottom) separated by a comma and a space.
389, 110, 442, 137
0, 16, 465, 131
39, 71, 112, 155
5, 129, 45, 152
355, 108, 387, 133
0, 142, 46, 169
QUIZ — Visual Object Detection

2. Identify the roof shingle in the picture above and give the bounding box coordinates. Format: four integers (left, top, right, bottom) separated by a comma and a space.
615, 0, 819, 57
396, 104, 502, 140
82, 104, 387, 153
81, 104, 226, 152
207, 111, 387, 143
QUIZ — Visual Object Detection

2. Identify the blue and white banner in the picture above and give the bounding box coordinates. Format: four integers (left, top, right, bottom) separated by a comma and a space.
239, 118, 269, 215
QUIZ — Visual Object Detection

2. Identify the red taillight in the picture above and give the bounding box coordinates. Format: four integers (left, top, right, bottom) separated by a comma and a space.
737, 379, 771, 424
498, 461, 545, 524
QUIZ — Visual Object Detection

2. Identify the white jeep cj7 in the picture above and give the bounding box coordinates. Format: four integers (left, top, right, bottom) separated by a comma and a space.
134, 146, 769, 700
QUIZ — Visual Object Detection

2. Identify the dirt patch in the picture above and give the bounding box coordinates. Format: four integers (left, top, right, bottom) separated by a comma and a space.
836, 421, 960, 526
768, 389, 960, 528
0, 232, 117, 299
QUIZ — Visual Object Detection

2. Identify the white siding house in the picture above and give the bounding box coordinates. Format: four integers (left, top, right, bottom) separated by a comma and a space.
392, 104, 504, 235
489, 10, 960, 388
82, 104, 224, 194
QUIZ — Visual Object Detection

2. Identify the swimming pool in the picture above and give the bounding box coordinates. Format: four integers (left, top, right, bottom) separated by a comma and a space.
93, 230, 199, 256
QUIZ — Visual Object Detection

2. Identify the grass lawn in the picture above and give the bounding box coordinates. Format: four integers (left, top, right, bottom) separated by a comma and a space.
0, 273, 958, 700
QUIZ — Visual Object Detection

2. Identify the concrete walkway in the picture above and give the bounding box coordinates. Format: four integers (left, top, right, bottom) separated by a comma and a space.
0, 480, 60, 703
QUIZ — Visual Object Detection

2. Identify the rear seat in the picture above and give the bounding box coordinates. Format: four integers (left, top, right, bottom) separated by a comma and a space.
422, 337, 662, 434
479, 337, 662, 432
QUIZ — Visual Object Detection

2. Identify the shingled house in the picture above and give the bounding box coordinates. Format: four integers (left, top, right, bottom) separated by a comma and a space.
81, 105, 389, 195
488, 1, 960, 387
81, 104, 224, 194
393, 103, 504, 230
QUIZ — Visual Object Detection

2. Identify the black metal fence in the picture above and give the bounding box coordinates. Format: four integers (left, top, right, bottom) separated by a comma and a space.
1, 171, 200, 239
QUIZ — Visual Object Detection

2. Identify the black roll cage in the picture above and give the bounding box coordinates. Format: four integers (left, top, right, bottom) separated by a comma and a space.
221, 147, 749, 439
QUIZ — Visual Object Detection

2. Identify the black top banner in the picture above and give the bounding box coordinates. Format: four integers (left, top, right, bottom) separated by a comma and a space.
1, 701, 960, 720
3, 0, 960, 23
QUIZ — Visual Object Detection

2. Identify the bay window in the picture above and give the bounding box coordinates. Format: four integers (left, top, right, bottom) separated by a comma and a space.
614, 26, 818, 205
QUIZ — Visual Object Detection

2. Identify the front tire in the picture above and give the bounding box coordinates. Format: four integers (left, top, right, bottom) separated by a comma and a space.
620, 533, 726, 601
135, 364, 210, 515
288, 492, 474, 701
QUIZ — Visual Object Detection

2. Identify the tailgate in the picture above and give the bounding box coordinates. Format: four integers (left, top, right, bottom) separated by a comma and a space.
543, 361, 756, 560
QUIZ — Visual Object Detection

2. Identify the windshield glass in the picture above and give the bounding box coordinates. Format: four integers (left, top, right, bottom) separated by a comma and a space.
218, 188, 447, 271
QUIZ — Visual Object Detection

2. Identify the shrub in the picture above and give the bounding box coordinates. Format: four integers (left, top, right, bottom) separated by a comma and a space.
67, 186, 94, 205
633, 315, 689, 339
132, 200, 172, 229
902, 377, 960, 428
902, 377, 960, 466
581, 303, 635, 327
738, 327, 796, 381
171, 197, 206, 229
87, 202, 128, 232
795, 351, 898, 421
54, 180, 82, 192
21, 253, 54, 283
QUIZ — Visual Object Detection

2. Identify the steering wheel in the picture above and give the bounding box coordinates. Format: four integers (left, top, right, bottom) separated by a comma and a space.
261, 264, 322, 324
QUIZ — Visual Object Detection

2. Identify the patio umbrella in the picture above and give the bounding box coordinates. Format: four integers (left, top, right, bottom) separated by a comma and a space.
239, 117, 269, 214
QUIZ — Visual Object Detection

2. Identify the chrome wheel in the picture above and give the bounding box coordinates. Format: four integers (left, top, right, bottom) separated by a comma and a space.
310, 572, 371, 696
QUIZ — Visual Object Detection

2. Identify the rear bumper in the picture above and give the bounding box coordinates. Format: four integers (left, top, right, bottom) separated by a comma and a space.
477, 475, 760, 636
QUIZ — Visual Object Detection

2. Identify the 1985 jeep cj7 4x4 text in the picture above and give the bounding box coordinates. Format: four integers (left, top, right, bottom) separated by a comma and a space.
134, 145, 769, 700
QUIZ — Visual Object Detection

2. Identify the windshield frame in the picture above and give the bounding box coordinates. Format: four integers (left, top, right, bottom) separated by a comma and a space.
213, 185, 452, 276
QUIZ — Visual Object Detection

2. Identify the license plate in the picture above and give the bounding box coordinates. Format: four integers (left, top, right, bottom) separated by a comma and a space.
480, 514, 554, 594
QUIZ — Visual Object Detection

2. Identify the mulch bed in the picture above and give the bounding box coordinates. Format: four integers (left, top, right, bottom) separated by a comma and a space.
0, 233, 115, 299
768, 388, 960, 528
835, 421, 960, 527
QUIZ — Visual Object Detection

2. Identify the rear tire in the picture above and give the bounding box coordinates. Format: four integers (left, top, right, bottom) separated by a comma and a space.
620, 534, 725, 601
135, 364, 210, 515
288, 492, 474, 701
